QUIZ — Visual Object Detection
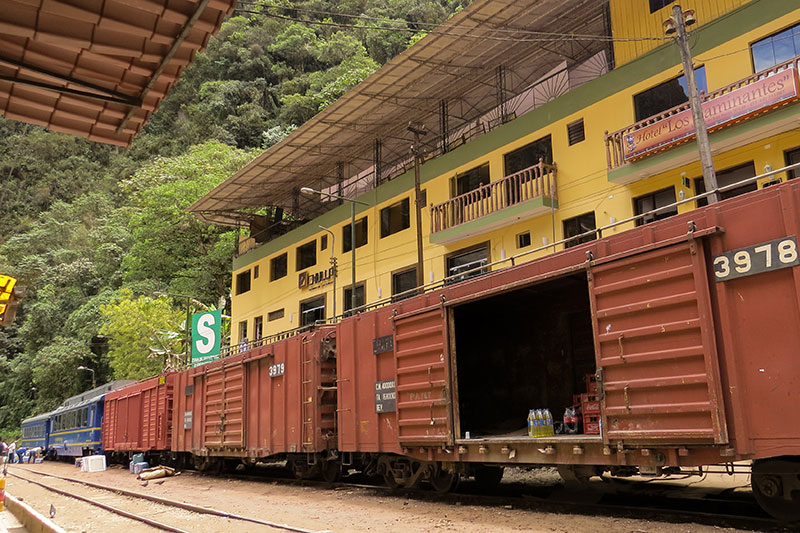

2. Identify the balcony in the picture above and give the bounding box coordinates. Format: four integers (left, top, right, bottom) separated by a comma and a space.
605, 57, 800, 178
429, 160, 557, 245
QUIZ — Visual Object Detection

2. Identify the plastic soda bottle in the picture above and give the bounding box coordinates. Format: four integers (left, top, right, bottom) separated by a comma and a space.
544, 409, 554, 436
534, 409, 543, 437
527, 409, 535, 437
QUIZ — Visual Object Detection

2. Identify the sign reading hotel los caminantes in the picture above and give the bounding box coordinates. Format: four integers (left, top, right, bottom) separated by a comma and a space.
624, 68, 800, 162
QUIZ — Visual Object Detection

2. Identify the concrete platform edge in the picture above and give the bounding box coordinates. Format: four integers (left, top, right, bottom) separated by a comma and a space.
4, 494, 66, 533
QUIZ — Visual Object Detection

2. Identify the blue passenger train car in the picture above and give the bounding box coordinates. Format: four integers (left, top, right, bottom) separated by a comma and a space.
20, 412, 51, 453
46, 380, 135, 458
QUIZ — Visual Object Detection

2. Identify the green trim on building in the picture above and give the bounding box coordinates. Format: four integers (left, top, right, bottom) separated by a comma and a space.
608, 100, 800, 183
429, 196, 557, 245
235, 0, 793, 270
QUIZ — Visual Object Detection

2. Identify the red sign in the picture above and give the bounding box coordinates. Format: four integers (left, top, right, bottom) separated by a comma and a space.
623, 68, 800, 161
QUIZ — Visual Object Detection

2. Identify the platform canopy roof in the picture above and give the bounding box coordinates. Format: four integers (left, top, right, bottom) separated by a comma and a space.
190, 0, 615, 227
0, 0, 237, 147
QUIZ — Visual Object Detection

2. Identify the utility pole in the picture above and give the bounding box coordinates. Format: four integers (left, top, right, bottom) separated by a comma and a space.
408, 122, 427, 294
668, 5, 719, 203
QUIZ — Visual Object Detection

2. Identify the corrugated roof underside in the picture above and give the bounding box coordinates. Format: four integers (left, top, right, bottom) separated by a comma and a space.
0, 0, 236, 146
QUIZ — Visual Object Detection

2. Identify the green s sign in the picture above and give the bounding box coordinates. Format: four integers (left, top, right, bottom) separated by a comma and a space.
191, 309, 221, 367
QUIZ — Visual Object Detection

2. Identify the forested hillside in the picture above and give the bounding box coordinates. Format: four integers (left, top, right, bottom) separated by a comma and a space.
0, 0, 468, 437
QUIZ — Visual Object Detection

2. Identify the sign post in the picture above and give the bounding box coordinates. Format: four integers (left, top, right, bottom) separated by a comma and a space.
191, 309, 221, 367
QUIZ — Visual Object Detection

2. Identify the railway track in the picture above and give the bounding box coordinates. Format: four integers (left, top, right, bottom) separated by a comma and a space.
8, 466, 327, 533
195, 464, 793, 532
11, 463, 794, 532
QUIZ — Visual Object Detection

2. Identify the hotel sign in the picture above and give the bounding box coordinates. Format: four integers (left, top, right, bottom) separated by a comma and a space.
624, 69, 800, 161
298, 264, 337, 290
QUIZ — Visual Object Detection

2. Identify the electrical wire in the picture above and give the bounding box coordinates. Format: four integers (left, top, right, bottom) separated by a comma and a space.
234, 4, 672, 44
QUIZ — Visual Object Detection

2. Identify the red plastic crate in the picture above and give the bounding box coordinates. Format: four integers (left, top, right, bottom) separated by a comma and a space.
583, 414, 600, 434
580, 393, 600, 414
585, 374, 597, 393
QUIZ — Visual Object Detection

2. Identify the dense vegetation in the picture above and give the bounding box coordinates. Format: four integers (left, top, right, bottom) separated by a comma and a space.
0, 0, 467, 438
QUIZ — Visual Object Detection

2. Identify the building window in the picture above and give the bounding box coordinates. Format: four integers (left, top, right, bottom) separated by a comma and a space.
634, 187, 678, 226
254, 316, 263, 340
296, 240, 317, 271
343, 217, 368, 253
446, 244, 490, 284
270, 253, 287, 281
452, 163, 490, 197
694, 161, 758, 208
238, 321, 248, 343
567, 119, 585, 146
785, 147, 800, 180
253, 265, 259, 279
320, 234, 328, 250
752, 24, 800, 72
380, 198, 410, 238
392, 267, 417, 302
649, 0, 674, 14
504, 135, 553, 175
268, 309, 284, 322
633, 67, 707, 122
563, 212, 597, 248
517, 231, 532, 248
343, 283, 366, 315
235, 270, 251, 295
300, 296, 325, 326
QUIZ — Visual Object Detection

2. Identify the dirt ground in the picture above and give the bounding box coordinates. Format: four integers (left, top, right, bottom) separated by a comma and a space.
3, 461, 759, 533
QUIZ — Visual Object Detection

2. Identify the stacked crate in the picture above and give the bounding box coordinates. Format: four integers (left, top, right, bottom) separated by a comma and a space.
581, 374, 600, 434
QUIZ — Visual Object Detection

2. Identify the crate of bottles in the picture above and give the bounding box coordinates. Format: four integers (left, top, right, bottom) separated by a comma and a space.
585, 373, 597, 393
583, 414, 600, 434
580, 393, 600, 414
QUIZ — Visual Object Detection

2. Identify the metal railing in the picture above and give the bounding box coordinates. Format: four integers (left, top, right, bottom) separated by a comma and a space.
430, 160, 557, 234
219, 162, 800, 362
605, 56, 800, 170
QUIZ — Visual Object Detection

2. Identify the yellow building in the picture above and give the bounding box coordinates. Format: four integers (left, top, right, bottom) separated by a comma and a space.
191, 0, 800, 345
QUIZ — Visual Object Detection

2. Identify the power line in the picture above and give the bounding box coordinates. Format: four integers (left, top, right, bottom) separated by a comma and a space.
235, 5, 671, 44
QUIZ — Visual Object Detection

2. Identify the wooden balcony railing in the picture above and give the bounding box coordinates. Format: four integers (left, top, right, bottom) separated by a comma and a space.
605, 56, 800, 170
430, 159, 557, 234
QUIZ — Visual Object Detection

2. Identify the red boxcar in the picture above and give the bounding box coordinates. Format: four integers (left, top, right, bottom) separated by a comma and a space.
171, 326, 337, 477
334, 181, 800, 516
102, 373, 176, 455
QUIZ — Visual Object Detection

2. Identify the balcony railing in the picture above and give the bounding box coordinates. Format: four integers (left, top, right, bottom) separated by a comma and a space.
430, 160, 557, 234
605, 56, 800, 170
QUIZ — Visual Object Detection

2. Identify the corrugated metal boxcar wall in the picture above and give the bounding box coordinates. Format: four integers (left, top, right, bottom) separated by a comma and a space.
589, 240, 728, 445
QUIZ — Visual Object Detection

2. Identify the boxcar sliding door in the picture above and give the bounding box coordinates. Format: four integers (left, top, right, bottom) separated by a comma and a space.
589, 240, 729, 444
392, 305, 454, 447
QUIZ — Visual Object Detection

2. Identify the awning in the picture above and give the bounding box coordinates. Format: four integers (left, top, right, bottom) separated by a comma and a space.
0, 0, 237, 146
190, 0, 612, 227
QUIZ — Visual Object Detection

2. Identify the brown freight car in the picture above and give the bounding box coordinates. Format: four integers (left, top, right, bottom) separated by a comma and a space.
170, 326, 338, 478
102, 373, 176, 462
333, 180, 800, 519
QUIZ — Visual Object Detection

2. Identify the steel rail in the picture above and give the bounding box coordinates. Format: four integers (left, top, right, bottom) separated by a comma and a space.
7, 470, 190, 533
12, 466, 327, 533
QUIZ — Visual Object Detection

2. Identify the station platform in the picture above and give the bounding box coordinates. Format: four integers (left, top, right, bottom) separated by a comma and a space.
0, 509, 26, 533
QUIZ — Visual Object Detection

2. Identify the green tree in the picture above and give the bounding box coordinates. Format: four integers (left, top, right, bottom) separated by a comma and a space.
99, 290, 186, 379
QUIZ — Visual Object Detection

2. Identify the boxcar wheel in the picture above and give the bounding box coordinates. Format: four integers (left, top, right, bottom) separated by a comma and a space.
752, 458, 800, 522
321, 460, 342, 483
474, 466, 504, 489
429, 467, 459, 493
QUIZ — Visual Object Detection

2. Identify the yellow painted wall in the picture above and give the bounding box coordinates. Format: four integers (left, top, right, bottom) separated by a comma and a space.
611, 0, 752, 67
230, 3, 800, 342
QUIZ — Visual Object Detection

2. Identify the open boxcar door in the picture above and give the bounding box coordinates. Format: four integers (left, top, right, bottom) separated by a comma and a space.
589, 239, 729, 445
393, 305, 454, 447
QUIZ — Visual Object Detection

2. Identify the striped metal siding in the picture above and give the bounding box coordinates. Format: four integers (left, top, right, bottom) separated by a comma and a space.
203, 363, 245, 449
590, 241, 728, 444
393, 306, 453, 446
611, 0, 752, 66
